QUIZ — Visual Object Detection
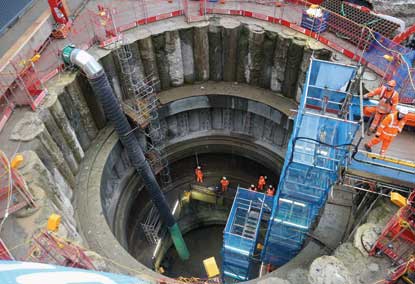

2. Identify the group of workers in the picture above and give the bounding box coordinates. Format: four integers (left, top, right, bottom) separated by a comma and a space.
195, 166, 276, 197
364, 80, 409, 156
248, 176, 276, 197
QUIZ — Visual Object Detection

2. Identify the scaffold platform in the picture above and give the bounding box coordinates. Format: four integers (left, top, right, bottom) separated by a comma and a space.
221, 187, 272, 282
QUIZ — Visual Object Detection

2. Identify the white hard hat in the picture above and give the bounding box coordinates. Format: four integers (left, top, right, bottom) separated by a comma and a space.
251, 184, 255, 187
223, 177, 227, 180
398, 106, 409, 115
197, 166, 201, 169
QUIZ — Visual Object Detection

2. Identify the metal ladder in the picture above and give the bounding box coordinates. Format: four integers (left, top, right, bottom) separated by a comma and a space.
141, 205, 162, 245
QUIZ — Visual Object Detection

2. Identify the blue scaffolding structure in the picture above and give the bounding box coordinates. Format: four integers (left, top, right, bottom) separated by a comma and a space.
221, 187, 272, 282
261, 59, 361, 266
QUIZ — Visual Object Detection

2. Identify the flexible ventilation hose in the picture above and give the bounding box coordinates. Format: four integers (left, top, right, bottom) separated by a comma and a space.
62, 45, 189, 260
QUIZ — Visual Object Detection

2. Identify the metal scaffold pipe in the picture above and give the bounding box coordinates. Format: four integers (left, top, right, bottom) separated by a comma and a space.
61, 45, 189, 260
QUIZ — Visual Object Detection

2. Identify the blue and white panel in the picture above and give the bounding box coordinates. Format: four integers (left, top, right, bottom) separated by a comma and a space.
0, 261, 149, 284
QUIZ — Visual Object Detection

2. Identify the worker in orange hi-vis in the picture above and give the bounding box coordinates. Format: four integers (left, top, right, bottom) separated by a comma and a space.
220, 177, 230, 192
364, 107, 409, 156
195, 166, 203, 183
266, 185, 276, 197
364, 80, 399, 133
249, 184, 257, 192
257, 176, 266, 191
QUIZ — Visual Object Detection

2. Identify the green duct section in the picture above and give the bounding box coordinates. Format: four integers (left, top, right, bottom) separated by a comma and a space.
169, 223, 190, 260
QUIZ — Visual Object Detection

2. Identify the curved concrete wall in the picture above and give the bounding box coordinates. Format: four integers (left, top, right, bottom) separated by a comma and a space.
94, 95, 291, 266
101, 17, 332, 106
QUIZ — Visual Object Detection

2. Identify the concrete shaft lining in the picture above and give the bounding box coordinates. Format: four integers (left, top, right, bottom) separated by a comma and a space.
77, 95, 290, 277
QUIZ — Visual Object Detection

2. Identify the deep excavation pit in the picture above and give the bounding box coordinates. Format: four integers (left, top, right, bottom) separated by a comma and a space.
92, 94, 287, 279
125, 153, 279, 278
1, 15, 388, 284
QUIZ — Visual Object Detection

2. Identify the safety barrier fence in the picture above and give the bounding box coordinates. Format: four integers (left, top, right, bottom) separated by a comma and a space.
0, 1, 398, 91
201, 1, 415, 104
0, 0, 414, 133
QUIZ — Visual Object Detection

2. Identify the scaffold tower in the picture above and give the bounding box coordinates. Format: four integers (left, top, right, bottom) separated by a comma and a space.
261, 58, 361, 267
222, 187, 273, 282
113, 27, 172, 188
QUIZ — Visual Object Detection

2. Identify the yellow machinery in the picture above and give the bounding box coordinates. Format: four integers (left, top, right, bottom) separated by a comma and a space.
391, 192, 408, 208
367, 153, 415, 169
185, 185, 224, 205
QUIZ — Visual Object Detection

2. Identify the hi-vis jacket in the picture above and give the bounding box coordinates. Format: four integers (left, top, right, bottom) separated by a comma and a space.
367, 86, 399, 114
376, 112, 407, 138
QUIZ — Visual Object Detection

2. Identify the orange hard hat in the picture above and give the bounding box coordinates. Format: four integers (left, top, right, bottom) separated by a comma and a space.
387, 80, 396, 87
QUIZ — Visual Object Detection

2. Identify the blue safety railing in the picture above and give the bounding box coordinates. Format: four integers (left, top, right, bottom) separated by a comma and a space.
350, 152, 415, 185
261, 59, 361, 267
222, 187, 270, 282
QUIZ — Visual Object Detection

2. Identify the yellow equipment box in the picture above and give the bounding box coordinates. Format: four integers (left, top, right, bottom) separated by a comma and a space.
390, 192, 407, 208
203, 257, 220, 278
47, 214, 62, 232
11, 154, 24, 169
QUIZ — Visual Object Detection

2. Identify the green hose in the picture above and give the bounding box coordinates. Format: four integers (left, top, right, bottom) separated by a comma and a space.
169, 223, 190, 260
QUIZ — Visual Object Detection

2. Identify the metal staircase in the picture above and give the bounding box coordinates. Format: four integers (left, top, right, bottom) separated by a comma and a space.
221, 59, 363, 282
261, 58, 361, 266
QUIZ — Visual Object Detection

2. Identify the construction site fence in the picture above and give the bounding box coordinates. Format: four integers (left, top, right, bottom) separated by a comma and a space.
1, 0, 415, 116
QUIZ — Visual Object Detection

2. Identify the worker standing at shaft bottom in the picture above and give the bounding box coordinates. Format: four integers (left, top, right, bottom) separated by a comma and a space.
364, 107, 408, 156
266, 185, 275, 197
195, 166, 203, 183
220, 177, 229, 192
364, 80, 399, 133
249, 184, 257, 192
257, 176, 266, 191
